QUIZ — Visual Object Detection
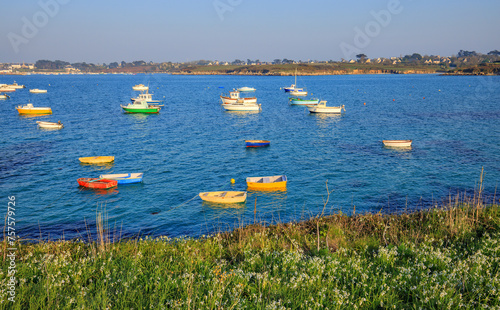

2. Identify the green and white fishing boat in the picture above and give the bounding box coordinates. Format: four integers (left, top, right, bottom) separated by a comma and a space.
289, 98, 319, 105
121, 100, 162, 114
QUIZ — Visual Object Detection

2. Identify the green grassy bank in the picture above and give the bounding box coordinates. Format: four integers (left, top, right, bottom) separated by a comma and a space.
2, 194, 500, 309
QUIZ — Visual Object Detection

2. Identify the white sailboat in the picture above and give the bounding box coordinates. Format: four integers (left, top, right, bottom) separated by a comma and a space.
283, 68, 304, 93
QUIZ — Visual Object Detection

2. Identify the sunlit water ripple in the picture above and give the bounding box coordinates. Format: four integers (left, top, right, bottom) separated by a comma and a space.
1, 73, 499, 240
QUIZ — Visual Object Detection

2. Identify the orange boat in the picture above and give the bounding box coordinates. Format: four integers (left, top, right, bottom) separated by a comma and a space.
77, 178, 118, 189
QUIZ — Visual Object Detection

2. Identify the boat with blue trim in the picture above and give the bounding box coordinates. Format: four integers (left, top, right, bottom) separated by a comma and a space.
245, 140, 270, 147
99, 173, 143, 184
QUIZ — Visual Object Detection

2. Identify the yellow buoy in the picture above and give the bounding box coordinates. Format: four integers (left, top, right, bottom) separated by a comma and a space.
230, 178, 235, 184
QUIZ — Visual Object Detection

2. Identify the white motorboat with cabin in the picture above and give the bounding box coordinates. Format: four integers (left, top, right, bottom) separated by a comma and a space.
222, 100, 261, 111
307, 101, 345, 113
220, 89, 257, 104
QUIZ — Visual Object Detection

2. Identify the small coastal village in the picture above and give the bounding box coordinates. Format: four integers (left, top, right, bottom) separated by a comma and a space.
2, 50, 499, 76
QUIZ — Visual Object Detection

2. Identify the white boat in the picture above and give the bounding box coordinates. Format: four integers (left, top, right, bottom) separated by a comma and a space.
283, 68, 304, 92
237, 86, 256, 92
222, 100, 261, 111
36, 121, 63, 129
132, 84, 149, 91
131, 90, 162, 104
307, 101, 345, 113
0, 94, 10, 100
290, 89, 308, 96
99, 173, 143, 184
382, 140, 412, 148
8, 82, 25, 89
220, 89, 257, 104
29, 89, 47, 93
0, 86, 16, 93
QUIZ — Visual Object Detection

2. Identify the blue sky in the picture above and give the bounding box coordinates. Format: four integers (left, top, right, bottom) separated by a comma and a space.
1, 0, 499, 63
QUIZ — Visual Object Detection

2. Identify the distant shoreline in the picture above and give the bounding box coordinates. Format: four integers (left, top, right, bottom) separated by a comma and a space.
2, 62, 498, 76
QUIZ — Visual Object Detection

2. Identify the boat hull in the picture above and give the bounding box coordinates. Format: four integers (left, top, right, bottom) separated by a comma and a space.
245, 140, 270, 147
99, 173, 143, 184
220, 96, 257, 104
246, 175, 287, 190
121, 106, 160, 114
16, 107, 52, 115
199, 191, 247, 203
290, 99, 319, 105
79, 156, 115, 164
77, 178, 118, 189
237, 87, 256, 92
382, 140, 412, 147
36, 121, 63, 129
222, 103, 261, 111
290, 90, 307, 96
29, 89, 47, 93
308, 107, 343, 113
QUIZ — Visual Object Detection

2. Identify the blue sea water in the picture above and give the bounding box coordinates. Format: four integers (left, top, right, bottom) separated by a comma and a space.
1, 73, 499, 240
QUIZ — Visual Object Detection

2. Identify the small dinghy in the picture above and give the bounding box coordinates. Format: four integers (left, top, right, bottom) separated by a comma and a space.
99, 173, 143, 184
77, 178, 118, 189
199, 191, 247, 203
246, 175, 287, 190
36, 121, 63, 129
382, 140, 412, 148
79, 156, 115, 164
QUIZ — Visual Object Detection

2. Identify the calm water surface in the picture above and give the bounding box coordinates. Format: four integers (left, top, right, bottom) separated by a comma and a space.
1, 74, 499, 240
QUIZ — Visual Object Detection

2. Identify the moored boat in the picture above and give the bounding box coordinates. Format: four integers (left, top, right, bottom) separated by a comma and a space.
132, 84, 149, 91
36, 121, 63, 129
0, 94, 10, 99
245, 140, 270, 147
222, 100, 261, 111
246, 175, 287, 190
77, 178, 118, 189
99, 173, 143, 184
220, 89, 257, 104
8, 82, 25, 89
79, 156, 115, 164
121, 100, 161, 113
307, 101, 345, 113
199, 191, 247, 203
16, 103, 52, 115
0, 86, 16, 93
29, 89, 47, 93
130, 90, 162, 104
283, 68, 303, 93
237, 86, 256, 92
290, 98, 319, 105
290, 89, 308, 96
382, 140, 412, 148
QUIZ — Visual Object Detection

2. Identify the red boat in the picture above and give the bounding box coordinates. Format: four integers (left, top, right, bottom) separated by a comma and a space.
77, 178, 118, 189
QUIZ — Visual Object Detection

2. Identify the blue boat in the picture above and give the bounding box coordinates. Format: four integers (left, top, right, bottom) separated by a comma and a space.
289, 98, 319, 105
99, 173, 143, 184
245, 140, 270, 147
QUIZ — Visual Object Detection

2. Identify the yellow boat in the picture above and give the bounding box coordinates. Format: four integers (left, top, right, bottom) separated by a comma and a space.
199, 191, 247, 203
246, 175, 287, 191
16, 103, 52, 115
79, 156, 115, 164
